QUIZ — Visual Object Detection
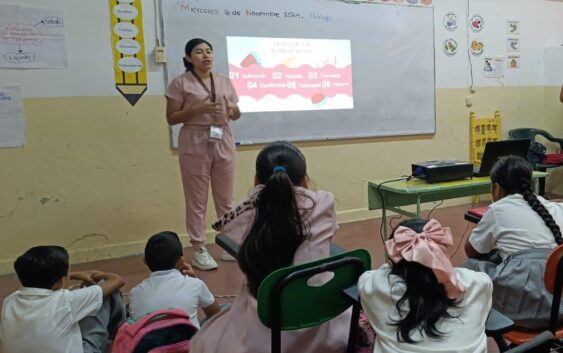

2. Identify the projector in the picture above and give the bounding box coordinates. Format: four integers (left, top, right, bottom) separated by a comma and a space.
411, 160, 474, 183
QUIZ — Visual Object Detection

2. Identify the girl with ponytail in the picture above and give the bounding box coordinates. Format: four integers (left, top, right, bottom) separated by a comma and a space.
465, 155, 563, 328
190, 141, 350, 353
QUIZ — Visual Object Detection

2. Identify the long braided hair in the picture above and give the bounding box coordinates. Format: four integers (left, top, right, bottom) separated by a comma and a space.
490, 155, 563, 245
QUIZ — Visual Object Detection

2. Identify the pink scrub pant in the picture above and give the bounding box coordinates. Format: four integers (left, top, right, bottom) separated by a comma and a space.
178, 124, 236, 249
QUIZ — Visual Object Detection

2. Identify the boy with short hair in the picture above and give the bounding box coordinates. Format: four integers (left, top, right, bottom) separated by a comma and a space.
128, 231, 220, 327
0, 245, 125, 353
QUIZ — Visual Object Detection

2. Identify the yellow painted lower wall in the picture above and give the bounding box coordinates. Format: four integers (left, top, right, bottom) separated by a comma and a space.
0, 86, 562, 274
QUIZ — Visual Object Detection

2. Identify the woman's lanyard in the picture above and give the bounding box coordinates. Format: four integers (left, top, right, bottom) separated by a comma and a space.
191, 70, 223, 140
192, 70, 216, 103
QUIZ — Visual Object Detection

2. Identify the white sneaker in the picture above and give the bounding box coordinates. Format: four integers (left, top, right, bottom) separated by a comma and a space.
192, 247, 218, 270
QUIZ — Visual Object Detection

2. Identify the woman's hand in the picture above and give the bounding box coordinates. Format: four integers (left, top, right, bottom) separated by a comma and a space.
166, 94, 222, 125
194, 94, 222, 116
224, 95, 241, 121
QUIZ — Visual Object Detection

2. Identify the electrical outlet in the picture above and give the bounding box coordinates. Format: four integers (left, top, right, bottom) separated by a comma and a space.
155, 46, 167, 63
465, 95, 473, 107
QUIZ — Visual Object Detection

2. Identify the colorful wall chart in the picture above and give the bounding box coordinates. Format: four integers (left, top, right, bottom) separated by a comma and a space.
108, 0, 147, 106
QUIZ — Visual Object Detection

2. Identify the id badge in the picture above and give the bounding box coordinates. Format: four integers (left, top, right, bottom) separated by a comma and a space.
209, 125, 224, 141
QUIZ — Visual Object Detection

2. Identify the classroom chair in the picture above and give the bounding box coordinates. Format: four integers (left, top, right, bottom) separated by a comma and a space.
503, 331, 554, 353
508, 128, 563, 196
256, 249, 371, 353
496, 244, 563, 351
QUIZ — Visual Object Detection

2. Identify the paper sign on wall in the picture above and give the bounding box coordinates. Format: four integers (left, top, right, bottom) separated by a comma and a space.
483, 56, 504, 78
507, 38, 520, 52
507, 20, 520, 34
0, 4, 68, 68
0, 85, 25, 148
108, 0, 147, 106
507, 55, 520, 69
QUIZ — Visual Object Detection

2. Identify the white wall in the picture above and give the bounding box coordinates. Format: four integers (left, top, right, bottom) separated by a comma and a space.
1, 0, 563, 100
434, 0, 563, 88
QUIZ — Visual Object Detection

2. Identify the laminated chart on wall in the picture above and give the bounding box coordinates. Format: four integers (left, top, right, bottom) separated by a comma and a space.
108, 0, 147, 106
0, 85, 25, 148
0, 4, 68, 68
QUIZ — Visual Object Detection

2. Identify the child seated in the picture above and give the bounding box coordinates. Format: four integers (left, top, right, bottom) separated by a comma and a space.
1, 245, 125, 353
359, 219, 492, 353
190, 141, 349, 353
464, 155, 563, 327
128, 231, 220, 327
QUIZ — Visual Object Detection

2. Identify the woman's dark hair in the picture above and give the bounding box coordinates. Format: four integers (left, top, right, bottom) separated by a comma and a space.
183, 38, 213, 72
490, 155, 563, 245
144, 231, 183, 272
14, 246, 69, 289
238, 141, 309, 297
388, 218, 458, 343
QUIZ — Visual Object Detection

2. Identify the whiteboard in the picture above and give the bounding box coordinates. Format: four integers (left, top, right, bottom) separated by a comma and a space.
162, 0, 435, 145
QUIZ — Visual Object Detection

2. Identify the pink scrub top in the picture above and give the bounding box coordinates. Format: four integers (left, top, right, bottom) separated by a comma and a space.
165, 71, 239, 127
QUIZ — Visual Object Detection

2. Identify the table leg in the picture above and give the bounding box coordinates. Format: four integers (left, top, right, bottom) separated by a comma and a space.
382, 206, 388, 241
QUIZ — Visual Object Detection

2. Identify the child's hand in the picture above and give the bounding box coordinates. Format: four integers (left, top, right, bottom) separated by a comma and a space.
70, 270, 103, 286
178, 262, 196, 278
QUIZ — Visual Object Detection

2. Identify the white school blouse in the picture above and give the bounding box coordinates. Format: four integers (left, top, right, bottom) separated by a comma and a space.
359, 264, 492, 353
469, 194, 563, 259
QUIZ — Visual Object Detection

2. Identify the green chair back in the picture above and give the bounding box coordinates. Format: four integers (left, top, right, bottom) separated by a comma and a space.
257, 248, 370, 330
509, 128, 563, 147
257, 248, 371, 353
508, 128, 538, 141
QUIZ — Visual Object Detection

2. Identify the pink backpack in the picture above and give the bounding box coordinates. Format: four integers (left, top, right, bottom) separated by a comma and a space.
112, 309, 198, 353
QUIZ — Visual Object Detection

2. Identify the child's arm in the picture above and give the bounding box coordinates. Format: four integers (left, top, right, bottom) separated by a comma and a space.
202, 300, 221, 319
91, 272, 125, 297
69, 270, 102, 286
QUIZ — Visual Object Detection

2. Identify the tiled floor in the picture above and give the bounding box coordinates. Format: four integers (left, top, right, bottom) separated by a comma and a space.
1, 199, 561, 352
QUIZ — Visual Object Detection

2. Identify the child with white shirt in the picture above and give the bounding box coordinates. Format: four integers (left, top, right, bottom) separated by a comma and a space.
465, 155, 563, 261
359, 218, 492, 353
1, 245, 125, 353
464, 155, 563, 328
128, 231, 220, 327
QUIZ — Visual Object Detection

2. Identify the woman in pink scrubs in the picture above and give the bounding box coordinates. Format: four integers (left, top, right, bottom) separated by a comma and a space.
165, 38, 240, 270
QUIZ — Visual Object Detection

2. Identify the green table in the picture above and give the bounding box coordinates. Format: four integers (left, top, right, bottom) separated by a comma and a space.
368, 172, 549, 240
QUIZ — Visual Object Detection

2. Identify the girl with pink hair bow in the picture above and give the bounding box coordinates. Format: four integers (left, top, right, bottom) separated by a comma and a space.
358, 218, 493, 353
